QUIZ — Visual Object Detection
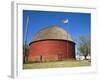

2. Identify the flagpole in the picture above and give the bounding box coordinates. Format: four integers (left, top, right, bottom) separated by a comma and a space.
24, 16, 29, 63
25, 16, 29, 46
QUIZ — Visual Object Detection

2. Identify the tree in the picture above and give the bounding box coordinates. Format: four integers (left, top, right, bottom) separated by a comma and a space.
78, 35, 91, 60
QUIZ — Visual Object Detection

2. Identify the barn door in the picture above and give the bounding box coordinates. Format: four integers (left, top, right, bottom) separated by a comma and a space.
39, 55, 42, 62
58, 53, 63, 61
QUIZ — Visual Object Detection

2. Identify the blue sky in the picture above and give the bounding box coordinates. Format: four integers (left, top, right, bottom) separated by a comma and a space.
23, 10, 91, 45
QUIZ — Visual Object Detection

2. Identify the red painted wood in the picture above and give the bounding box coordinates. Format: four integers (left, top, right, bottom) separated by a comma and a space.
28, 40, 75, 62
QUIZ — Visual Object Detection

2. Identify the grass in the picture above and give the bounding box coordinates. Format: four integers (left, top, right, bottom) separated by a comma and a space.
23, 60, 91, 69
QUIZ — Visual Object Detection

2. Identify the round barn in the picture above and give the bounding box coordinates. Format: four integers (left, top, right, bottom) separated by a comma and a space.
28, 26, 75, 62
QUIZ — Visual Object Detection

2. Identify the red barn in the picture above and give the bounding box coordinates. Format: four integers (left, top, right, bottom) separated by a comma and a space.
28, 26, 75, 62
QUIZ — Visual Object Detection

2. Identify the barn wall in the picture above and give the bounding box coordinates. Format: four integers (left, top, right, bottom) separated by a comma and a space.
28, 40, 75, 62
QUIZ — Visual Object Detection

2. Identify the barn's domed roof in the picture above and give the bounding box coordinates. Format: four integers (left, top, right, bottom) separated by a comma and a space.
32, 26, 74, 42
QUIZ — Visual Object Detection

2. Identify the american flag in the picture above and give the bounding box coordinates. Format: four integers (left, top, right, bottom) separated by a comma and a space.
62, 19, 69, 24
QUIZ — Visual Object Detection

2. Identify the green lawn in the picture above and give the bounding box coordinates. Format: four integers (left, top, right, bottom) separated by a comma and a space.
23, 60, 91, 69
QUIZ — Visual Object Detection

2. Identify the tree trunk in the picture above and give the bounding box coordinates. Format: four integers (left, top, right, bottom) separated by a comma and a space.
84, 55, 87, 60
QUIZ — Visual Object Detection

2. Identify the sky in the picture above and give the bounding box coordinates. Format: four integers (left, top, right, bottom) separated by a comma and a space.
23, 10, 91, 46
